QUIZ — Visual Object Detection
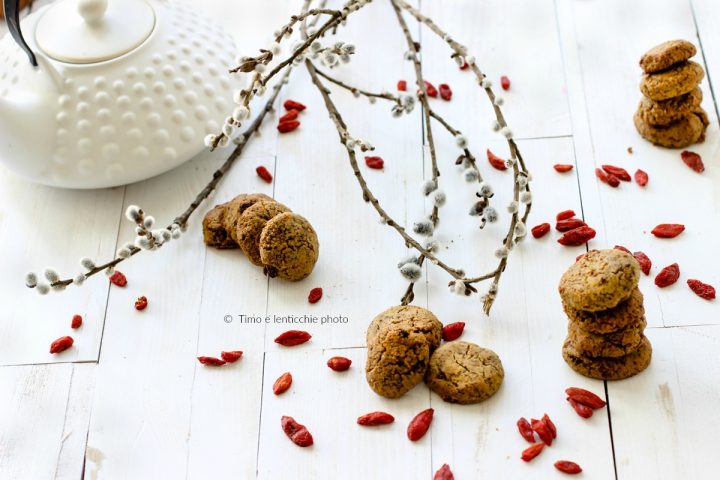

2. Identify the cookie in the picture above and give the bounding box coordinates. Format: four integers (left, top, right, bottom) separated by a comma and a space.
365, 328, 430, 399
366, 305, 443, 353
636, 87, 702, 126
202, 203, 237, 249
222, 193, 274, 243
424, 341, 504, 404
639, 61, 704, 101
563, 288, 645, 334
640, 40, 697, 74
567, 316, 646, 358
236, 200, 291, 266
562, 336, 652, 380
259, 212, 319, 281
559, 249, 641, 312
634, 109, 706, 148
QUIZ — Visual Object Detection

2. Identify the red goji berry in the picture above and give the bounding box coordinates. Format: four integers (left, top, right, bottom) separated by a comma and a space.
516, 417, 536, 443
424, 81, 438, 97
433, 464, 454, 480
531, 223, 551, 239
687, 279, 716, 300
134, 296, 148, 311
614, 245, 631, 254
397, 80, 407, 91
442, 322, 465, 342
274, 330, 312, 347
308, 287, 323, 304
438, 83, 452, 101
556, 218, 587, 232
281, 416, 314, 447
651, 224, 685, 238
357, 411, 395, 426
558, 226, 596, 246
365, 156, 384, 170
554, 460, 582, 474
567, 397, 593, 418
602, 164, 631, 181
256, 166, 273, 183
606, 173, 620, 187
71, 314, 83, 329
500, 75, 511, 90
633, 251, 652, 275
407, 408, 434, 441
277, 120, 300, 133
197, 356, 226, 366
542, 413, 557, 438
530, 418, 553, 446
273, 372, 292, 395
556, 209, 576, 221
521, 443, 545, 462
595, 167, 609, 184
487, 149, 507, 171
327, 356, 352, 371
221, 351, 243, 363
49, 336, 74, 354
681, 150, 704, 173
566, 387, 606, 408
279, 109, 299, 123
283, 99, 306, 111
554, 164, 574, 173
655, 263, 680, 288
635, 169, 649, 187
109, 271, 127, 287
459, 61, 469, 70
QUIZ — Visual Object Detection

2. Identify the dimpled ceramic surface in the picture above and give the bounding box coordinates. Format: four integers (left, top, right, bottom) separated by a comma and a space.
0, 0, 238, 188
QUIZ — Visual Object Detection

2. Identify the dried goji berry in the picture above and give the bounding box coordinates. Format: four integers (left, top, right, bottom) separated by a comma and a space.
327, 356, 352, 371
397, 80, 407, 91
554, 460, 582, 474
221, 351, 243, 363
459, 61, 469, 70
487, 149, 507, 171
681, 150, 704, 173
531, 223, 551, 239
554, 164, 574, 173
442, 322, 465, 342
655, 263, 680, 288
283, 99, 306, 111
558, 226, 596, 246
438, 83, 452, 101
134, 296, 148, 311
556, 218, 587, 232
595, 167, 609, 184
407, 408, 434, 441
635, 169, 648, 187
530, 418, 553, 446
556, 210, 576, 221
281, 416, 313, 447
50, 336, 74, 354
614, 245, 631, 254
365, 156, 384, 170
279, 109, 299, 123
567, 397, 593, 418
606, 173, 620, 187
521, 443, 545, 462
651, 224, 685, 238
275, 330, 312, 347
273, 372, 292, 395
256, 166, 273, 183
308, 287, 323, 304
424, 81, 438, 97
566, 387, 606, 408
687, 279, 716, 300
71, 314, 83, 329
197, 356, 226, 366
633, 251, 652, 275
277, 120, 300, 133
109, 271, 127, 287
434, 464, 454, 480
542, 413, 557, 438
602, 164, 631, 181
516, 417, 536, 443
357, 411, 395, 426
500, 75, 511, 90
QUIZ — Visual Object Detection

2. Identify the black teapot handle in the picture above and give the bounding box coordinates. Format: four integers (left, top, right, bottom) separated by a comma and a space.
4, 0, 37, 67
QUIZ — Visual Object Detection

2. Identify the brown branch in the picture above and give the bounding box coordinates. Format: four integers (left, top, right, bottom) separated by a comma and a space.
314, 67, 401, 104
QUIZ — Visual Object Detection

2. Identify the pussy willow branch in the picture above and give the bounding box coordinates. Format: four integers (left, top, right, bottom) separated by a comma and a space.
314, 67, 401, 105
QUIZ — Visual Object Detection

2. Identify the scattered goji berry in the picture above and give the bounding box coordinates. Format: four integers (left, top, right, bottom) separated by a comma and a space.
283, 99, 306, 111
687, 279, 716, 300
407, 408, 434, 441
516, 417, 536, 443
614, 245, 631, 254
197, 356, 226, 366
606, 173, 620, 187
275, 330, 312, 347
134, 296, 148, 311
567, 397, 593, 418
49, 336, 74, 354
397, 80, 407, 91
635, 169, 648, 187
281, 416, 314, 447
433, 464, 454, 480
633, 251, 652, 275
109, 271, 127, 287
277, 120, 300, 133
308, 287, 323, 304
655, 263, 680, 288
521, 443, 545, 462
554, 164, 574, 173
442, 322, 465, 342
531, 223, 551, 239
651, 224, 685, 238
327, 356, 352, 371
459, 61, 469, 70
273, 372, 293, 395
595, 167, 609, 184
424, 81, 438, 97
279, 110, 299, 123
357, 411, 395, 426
558, 226, 596, 246
554, 460, 582, 475
71, 314, 83, 329
556, 209, 576, 221
681, 150, 704, 173
530, 418, 553, 446
500, 75, 511, 90
542, 413, 557, 438
221, 351, 243, 363
487, 149, 507, 171
365, 156, 384, 169
566, 387, 607, 408
438, 83, 452, 101
256, 166, 273, 183
602, 164, 631, 181
556, 218, 587, 232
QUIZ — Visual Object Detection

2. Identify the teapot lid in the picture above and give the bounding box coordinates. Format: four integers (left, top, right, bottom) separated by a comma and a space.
35, 0, 155, 64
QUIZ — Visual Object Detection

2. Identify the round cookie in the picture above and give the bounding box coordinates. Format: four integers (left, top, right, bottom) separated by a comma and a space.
365, 328, 430, 399
202, 202, 238, 249
425, 341, 504, 404
222, 193, 275, 243
366, 305, 443, 353
640, 40, 697, 74
634, 109, 706, 148
559, 249, 641, 312
562, 336, 652, 380
567, 316, 646, 358
636, 87, 702, 126
259, 212, 319, 281
563, 288, 645, 334
639, 61, 704, 101
236, 200, 291, 266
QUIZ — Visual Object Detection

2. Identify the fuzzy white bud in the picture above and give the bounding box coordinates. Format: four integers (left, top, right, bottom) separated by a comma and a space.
125, 205, 142, 222
481, 78, 492, 88
491, 120, 501, 132
493, 96, 505, 106
514, 222, 527, 237
507, 201, 518, 214
204, 134, 217, 147
479, 182, 493, 197
25, 272, 38, 288
74, 273, 86, 286
397, 255, 418, 268
463, 168, 479, 183
171, 229, 182, 239
80, 257, 95, 270
520, 191, 533, 204
422, 179, 438, 196
233, 106, 250, 122
516, 175, 528, 187
466, 55, 476, 65
455, 135, 468, 149
399, 263, 422, 281
36, 283, 50, 295
135, 236, 152, 250
432, 191, 447, 207
484, 207, 499, 223
44, 268, 59, 283
449, 280, 466, 295
500, 126, 513, 139
116, 247, 132, 259
270, 42, 281, 54
143, 216, 155, 229
494, 247, 509, 259
425, 237, 439, 252
412, 220, 434, 236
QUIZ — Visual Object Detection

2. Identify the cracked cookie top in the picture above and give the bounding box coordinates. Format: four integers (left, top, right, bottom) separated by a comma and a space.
259, 212, 319, 281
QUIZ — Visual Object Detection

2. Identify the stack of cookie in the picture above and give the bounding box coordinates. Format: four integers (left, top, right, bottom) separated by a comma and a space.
202, 193, 319, 281
559, 249, 652, 380
634, 40, 708, 148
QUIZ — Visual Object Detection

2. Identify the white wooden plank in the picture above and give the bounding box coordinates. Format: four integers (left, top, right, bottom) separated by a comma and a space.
692, 0, 720, 120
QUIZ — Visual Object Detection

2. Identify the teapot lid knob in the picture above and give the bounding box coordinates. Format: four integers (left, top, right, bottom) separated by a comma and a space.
77, 0, 108, 26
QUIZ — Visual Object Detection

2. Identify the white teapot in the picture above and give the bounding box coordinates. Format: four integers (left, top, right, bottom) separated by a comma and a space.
0, 0, 239, 188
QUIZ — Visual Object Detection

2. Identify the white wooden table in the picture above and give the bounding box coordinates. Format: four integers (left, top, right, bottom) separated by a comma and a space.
1, 0, 719, 478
